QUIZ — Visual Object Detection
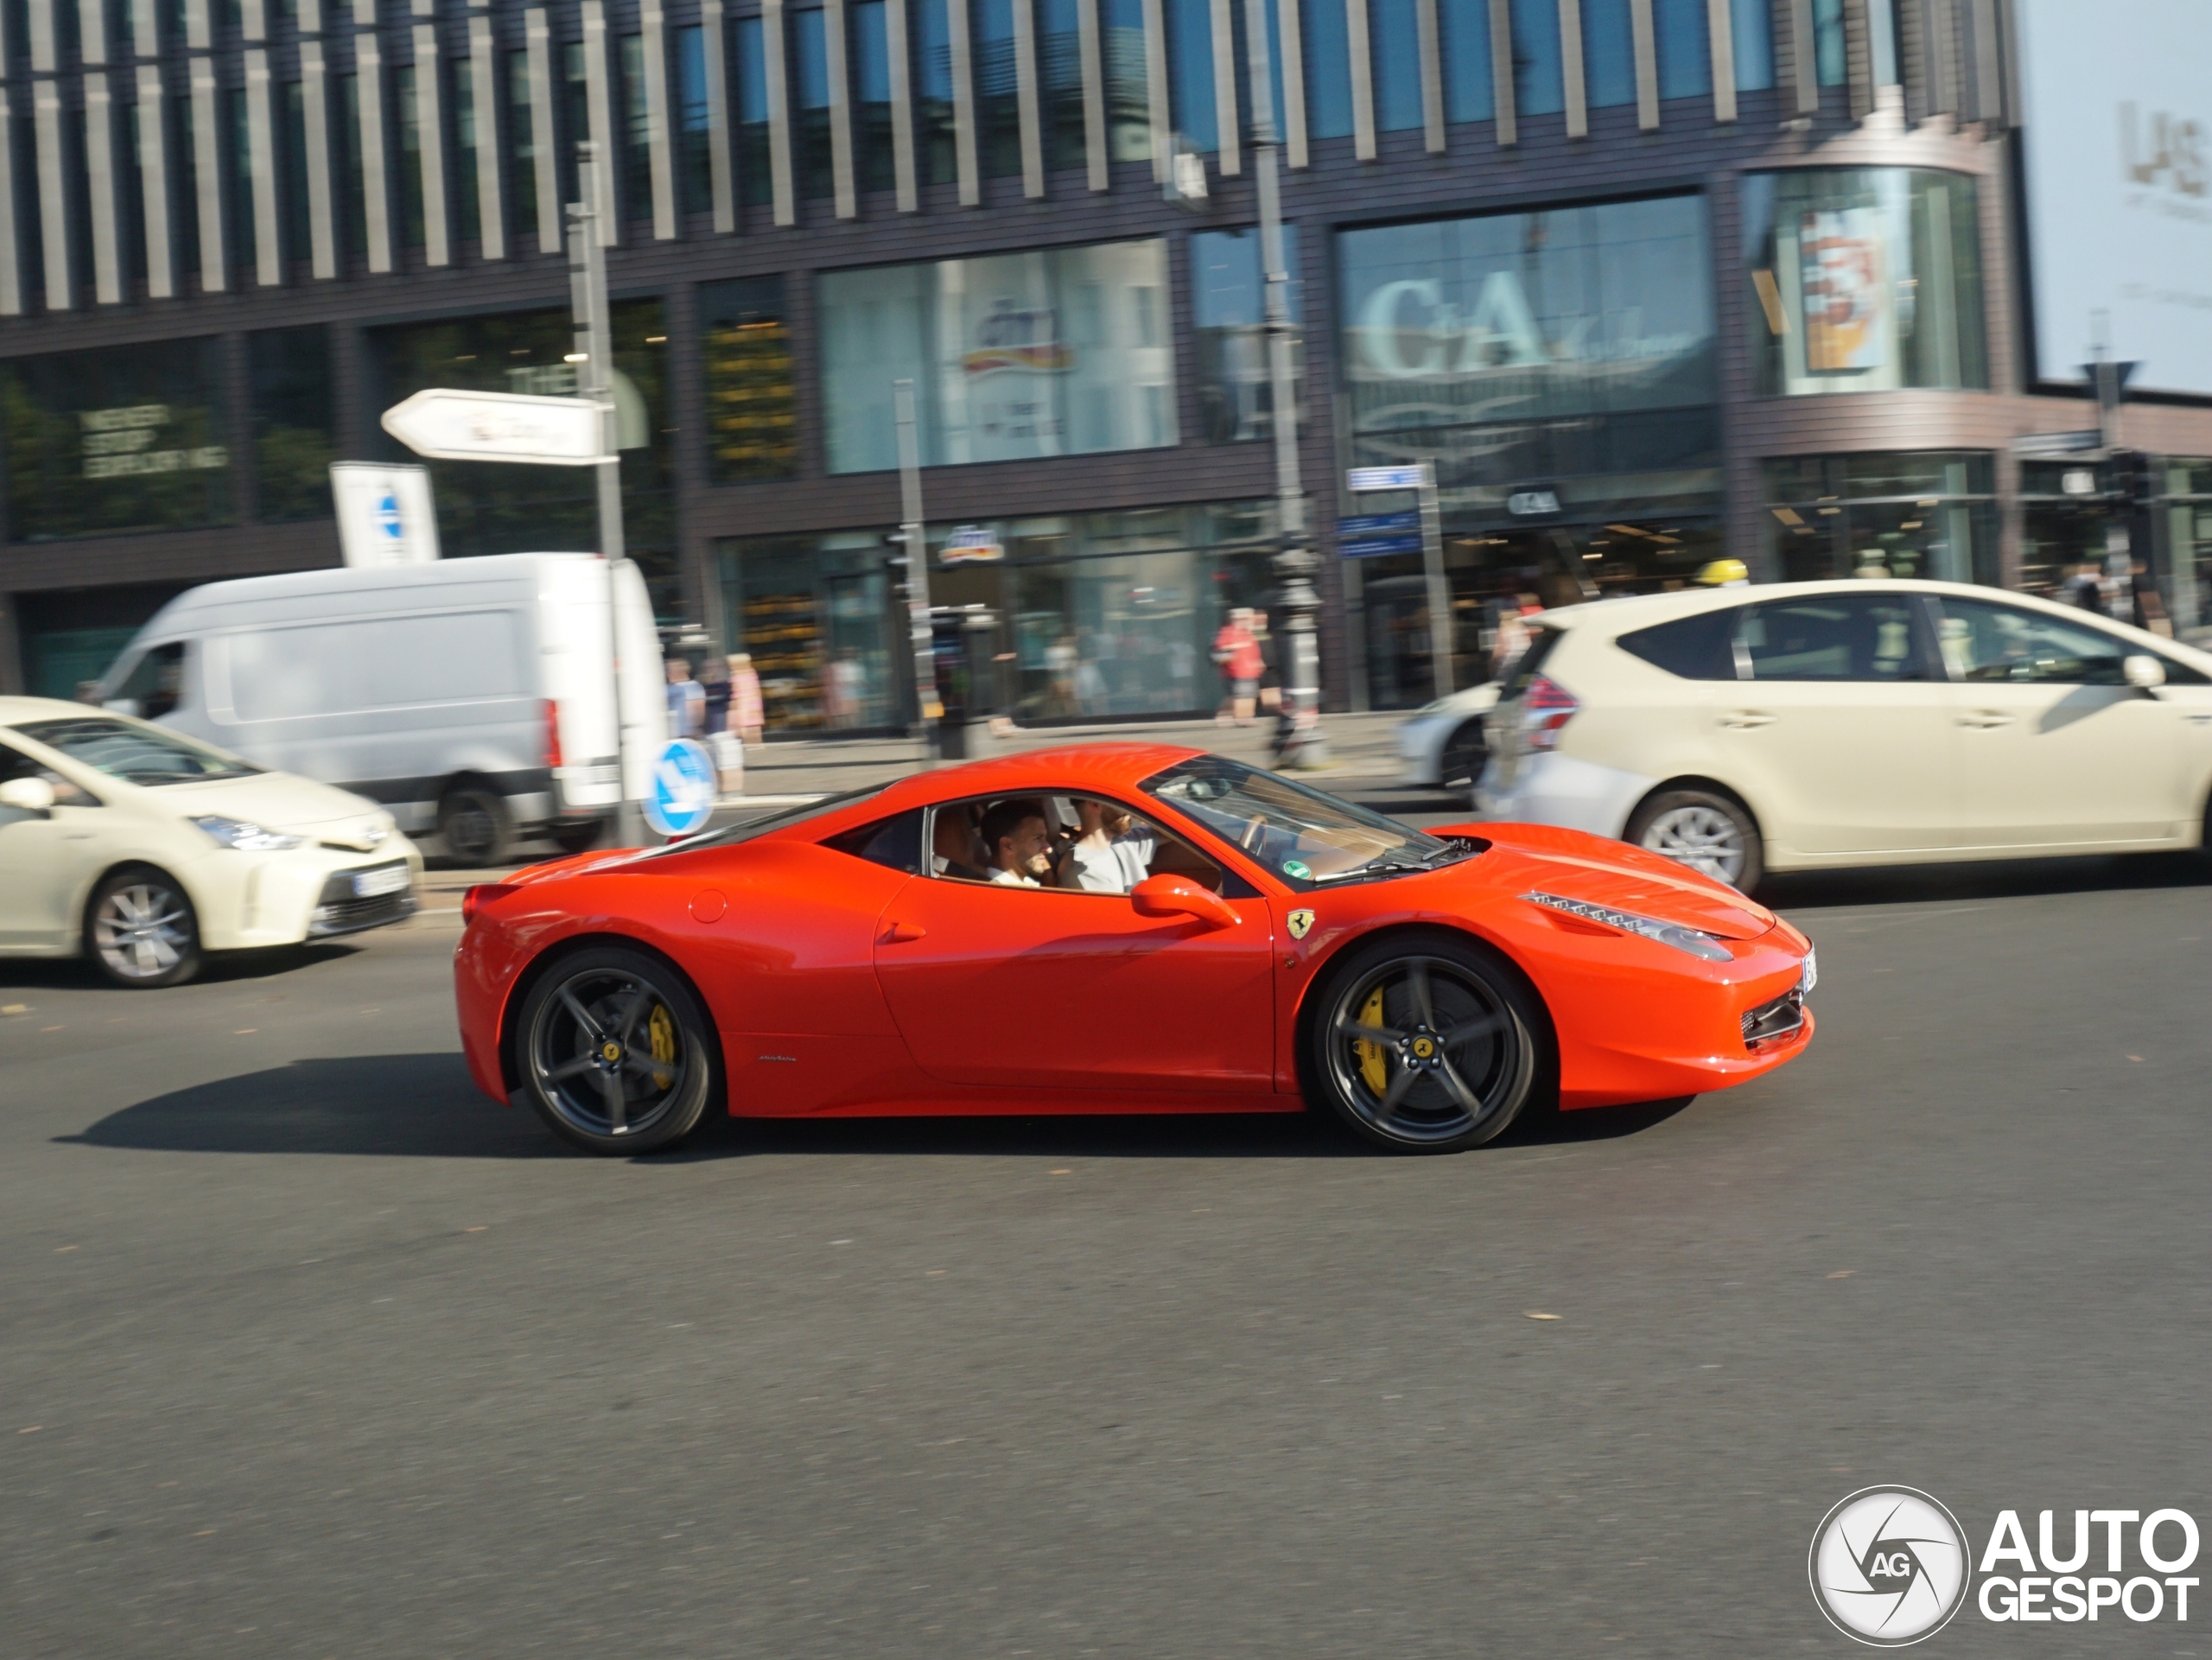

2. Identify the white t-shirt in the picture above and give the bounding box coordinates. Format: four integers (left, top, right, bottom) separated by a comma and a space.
1066, 827, 1158, 894
988, 866, 1039, 887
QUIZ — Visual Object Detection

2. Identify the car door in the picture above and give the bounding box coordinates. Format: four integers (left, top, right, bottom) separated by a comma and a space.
0, 741, 116, 951
1711, 593, 1961, 856
1930, 595, 2192, 849
873, 800, 1275, 1093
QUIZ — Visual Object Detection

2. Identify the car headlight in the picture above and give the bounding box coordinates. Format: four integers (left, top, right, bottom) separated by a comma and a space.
1520, 891, 1732, 963
192, 815, 304, 851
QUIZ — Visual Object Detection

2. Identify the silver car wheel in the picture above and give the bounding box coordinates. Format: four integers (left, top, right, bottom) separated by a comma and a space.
1639, 805, 1746, 885
93, 881, 195, 981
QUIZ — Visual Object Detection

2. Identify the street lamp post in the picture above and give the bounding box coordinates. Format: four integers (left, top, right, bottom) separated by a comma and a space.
1243, 0, 1325, 766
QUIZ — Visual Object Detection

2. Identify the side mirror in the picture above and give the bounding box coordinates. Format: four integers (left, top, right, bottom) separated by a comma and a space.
1131, 873, 1238, 929
2124, 653, 2167, 690
0, 776, 56, 815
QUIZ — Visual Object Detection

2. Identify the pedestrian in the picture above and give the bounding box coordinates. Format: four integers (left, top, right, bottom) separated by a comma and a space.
1254, 609, 1283, 716
664, 657, 705, 740
2063, 559, 2103, 611
699, 656, 742, 792
2131, 557, 2174, 637
726, 652, 764, 747
1212, 608, 1262, 727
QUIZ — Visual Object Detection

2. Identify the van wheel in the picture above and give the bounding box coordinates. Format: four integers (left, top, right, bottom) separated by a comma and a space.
1626, 788, 1763, 892
439, 785, 512, 867
87, 867, 201, 989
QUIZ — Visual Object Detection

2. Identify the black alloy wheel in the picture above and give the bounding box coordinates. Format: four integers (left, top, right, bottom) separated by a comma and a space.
86, 866, 201, 989
438, 784, 512, 867
1440, 720, 1488, 789
1305, 932, 1543, 1152
517, 945, 719, 1154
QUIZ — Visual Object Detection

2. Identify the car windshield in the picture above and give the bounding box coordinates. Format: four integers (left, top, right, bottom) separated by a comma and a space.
1141, 755, 1478, 888
10, 716, 259, 785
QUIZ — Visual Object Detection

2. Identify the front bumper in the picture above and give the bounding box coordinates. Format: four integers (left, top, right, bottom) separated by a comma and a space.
1477, 752, 1653, 839
195, 838, 426, 951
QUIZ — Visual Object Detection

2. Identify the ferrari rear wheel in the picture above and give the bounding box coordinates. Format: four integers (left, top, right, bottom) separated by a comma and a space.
518, 946, 718, 1154
1306, 932, 1541, 1152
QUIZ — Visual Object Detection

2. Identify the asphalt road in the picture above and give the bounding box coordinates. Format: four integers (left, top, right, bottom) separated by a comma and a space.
4, 841, 2210, 1658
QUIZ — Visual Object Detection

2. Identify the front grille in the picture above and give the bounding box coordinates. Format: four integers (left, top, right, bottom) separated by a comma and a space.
309, 863, 416, 938
1741, 988, 1807, 1049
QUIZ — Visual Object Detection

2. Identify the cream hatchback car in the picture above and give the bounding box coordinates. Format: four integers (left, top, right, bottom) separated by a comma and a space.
0, 698, 423, 987
1477, 581, 2212, 890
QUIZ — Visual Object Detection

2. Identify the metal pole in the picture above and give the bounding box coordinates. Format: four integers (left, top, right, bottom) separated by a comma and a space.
894, 378, 938, 763
1245, 0, 1325, 766
569, 140, 648, 846
1419, 462, 1452, 700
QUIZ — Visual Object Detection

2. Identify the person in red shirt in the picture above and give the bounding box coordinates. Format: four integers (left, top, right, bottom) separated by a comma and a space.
1212, 608, 1263, 726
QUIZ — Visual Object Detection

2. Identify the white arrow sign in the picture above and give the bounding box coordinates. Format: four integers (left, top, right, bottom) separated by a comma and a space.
380, 388, 608, 466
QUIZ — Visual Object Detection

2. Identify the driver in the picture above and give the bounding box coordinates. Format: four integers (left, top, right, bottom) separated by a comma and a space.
979, 798, 1052, 887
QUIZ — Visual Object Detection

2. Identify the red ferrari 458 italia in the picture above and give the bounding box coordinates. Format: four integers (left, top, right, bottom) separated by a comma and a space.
454, 744, 1815, 1154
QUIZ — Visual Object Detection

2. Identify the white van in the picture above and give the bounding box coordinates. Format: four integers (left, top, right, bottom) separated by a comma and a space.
94, 554, 667, 863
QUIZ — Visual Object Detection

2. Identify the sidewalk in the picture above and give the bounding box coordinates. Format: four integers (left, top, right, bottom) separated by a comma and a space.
721, 709, 1424, 803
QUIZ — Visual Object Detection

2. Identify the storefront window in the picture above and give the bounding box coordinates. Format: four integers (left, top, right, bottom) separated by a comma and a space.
700, 277, 799, 483
2159, 460, 2212, 645
1191, 226, 1301, 444
820, 238, 1177, 473
1339, 193, 1716, 492
715, 502, 1278, 735
2, 338, 232, 542
251, 326, 336, 523
1762, 452, 1996, 586
1743, 169, 1987, 396
364, 302, 683, 620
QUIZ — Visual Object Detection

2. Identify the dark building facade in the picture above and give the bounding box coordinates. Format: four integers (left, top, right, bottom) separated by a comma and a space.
2, 0, 2209, 728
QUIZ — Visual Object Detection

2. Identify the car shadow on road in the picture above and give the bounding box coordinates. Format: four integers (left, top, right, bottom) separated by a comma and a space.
61, 1053, 1698, 1161
0, 944, 366, 994
1759, 849, 2212, 912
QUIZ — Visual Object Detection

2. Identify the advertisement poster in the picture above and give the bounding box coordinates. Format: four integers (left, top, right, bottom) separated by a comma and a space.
939, 255, 1075, 464
1798, 208, 1890, 373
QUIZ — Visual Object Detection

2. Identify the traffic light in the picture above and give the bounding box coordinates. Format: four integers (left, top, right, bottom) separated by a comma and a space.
2109, 449, 2155, 508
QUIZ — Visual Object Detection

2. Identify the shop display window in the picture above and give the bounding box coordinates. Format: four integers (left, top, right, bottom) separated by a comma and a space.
701, 277, 799, 483
1760, 452, 1996, 586
1191, 226, 1302, 445
251, 327, 337, 524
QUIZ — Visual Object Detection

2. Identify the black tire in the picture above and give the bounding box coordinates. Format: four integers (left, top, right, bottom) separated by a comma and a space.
1302, 930, 1545, 1152
86, 865, 201, 989
1439, 720, 1488, 789
438, 783, 512, 867
515, 945, 720, 1154
1624, 786, 1764, 893
550, 819, 606, 855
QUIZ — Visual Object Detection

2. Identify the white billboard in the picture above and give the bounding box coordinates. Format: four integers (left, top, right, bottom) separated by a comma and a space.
2017, 0, 2212, 397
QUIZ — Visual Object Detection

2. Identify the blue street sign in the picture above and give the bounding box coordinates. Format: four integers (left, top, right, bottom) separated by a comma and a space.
643, 739, 719, 838
1339, 534, 1426, 559
1348, 464, 1427, 492
1338, 511, 1421, 536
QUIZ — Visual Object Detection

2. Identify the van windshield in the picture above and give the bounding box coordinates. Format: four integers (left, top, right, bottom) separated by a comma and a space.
11, 717, 260, 785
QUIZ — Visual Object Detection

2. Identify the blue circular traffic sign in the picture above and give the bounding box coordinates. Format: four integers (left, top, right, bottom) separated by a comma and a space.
643, 739, 719, 838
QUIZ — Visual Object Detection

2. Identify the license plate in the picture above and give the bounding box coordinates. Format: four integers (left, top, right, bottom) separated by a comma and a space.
1800, 945, 1818, 995
353, 865, 410, 899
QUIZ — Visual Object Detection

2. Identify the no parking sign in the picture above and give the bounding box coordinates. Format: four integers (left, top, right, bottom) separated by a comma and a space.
643, 739, 719, 838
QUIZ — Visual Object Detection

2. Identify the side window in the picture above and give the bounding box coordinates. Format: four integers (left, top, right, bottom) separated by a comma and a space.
1934, 599, 2132, 685
823, 808, 924, 873
929, 793, 1227, 895
0, 740, 99, 808
1616, 607, 1742, 679
1739, 596, 1926, 681
110, 641, 187, 720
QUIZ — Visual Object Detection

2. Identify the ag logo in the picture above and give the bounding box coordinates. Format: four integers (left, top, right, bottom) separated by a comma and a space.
1809, 1487, 1968, 1646
1287, 909, 1314, 940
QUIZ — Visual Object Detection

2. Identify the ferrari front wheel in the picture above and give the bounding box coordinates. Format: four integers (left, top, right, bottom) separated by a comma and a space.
1305, 932, 1542, 1152
518, 946, 719, 1154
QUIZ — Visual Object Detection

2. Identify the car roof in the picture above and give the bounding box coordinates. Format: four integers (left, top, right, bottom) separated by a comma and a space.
868, 743, 1211, 811
0, 696, 118, 727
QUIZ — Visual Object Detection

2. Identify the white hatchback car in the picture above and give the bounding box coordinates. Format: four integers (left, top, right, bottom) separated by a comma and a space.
1394, 682, 1501, 789
1477, 580, 2212, 889
0, 698, 423, 987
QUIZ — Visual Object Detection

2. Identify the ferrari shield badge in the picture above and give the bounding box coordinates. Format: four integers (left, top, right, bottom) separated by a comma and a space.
1287, 909, 1314, 940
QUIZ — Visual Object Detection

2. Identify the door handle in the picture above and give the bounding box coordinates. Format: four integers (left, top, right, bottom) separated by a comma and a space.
1717, 711, 1776, 728
880, 921, 926, 944
1956, 712, 2015, 728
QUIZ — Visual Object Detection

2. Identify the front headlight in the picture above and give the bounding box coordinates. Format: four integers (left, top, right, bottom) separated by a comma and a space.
1520, 891, 1732, 963
193, 814, 304, 852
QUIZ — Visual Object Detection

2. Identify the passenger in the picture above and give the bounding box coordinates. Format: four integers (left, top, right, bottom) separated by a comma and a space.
979, 798, 1052, 887
1059, 798, 1158, 894
931, 809, 989, 881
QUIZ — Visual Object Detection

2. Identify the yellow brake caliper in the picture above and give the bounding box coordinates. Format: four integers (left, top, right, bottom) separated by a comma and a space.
648, 1003, 677, 1089
1352, 986, 1390, 1097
